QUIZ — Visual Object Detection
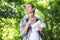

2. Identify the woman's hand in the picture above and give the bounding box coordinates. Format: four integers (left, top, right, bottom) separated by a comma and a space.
28, 17, 36, 24
24, 17, 36, 33
37, 25, 43, 37
37, 25, 43, 32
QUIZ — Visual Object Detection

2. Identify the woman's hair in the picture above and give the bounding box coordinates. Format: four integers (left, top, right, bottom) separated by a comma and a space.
26, 2, 35, 13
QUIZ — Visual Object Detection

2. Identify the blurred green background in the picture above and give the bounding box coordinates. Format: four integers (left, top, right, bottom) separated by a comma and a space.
0, 0, 60, 40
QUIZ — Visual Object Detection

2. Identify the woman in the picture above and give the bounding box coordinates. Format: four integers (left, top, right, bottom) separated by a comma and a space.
20, 2, 44, 40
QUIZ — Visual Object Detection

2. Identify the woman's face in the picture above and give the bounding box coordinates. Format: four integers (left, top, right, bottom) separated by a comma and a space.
26, 4, 34, 14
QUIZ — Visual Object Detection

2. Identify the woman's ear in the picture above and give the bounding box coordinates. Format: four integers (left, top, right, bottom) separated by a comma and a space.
33, 8, 35, 11
33, 8, 35, 13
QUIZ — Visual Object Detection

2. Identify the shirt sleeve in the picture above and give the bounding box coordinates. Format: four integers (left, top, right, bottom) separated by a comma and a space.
20, 19, 27, 37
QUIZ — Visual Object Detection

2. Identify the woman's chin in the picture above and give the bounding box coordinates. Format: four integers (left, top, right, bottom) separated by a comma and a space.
27, 12, 31, 14
27, 12, 33, 14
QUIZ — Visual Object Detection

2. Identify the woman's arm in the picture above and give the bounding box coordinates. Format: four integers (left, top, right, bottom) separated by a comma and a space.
20, 18, 34, 37
20, 19, 30, 37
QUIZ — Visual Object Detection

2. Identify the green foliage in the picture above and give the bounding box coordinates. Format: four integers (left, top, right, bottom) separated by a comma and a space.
0, 0, 60, 40
0, 18, 22, 40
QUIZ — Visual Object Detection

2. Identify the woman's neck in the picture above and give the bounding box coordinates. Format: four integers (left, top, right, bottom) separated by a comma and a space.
28, 13, 34, 18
